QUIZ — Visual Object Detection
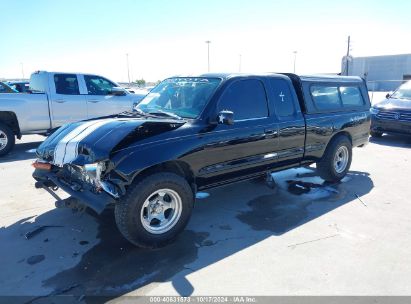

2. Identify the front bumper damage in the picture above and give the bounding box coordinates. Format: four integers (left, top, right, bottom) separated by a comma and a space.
32, 117, 188, 212
33, 165, 117, 214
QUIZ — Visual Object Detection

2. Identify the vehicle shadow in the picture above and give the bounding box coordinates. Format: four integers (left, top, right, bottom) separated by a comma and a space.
0, 168, 373, 302
0, 140, 42, 163
369, 134, 411, 148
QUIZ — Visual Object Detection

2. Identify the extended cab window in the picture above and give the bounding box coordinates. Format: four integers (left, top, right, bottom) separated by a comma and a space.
269, 79, 296, 118
218, 79, 268, 120
310, 86, 341, 110
54, 74, 80, 95
340, 86, 364, 106
84, 75, 116, 95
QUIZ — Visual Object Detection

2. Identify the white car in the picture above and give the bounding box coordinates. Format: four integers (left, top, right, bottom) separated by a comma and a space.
0, 71, 146, 156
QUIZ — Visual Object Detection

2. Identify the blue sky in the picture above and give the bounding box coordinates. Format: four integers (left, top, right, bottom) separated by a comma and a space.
1, 0, 411, 81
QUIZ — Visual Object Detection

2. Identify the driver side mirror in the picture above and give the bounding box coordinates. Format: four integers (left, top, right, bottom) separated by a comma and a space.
386, 91, 393, 99
110, 87, 127, 96
217, 110, 234, 125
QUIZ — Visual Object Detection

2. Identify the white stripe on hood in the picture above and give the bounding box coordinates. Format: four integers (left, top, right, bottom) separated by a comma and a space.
53, 119, 114, 166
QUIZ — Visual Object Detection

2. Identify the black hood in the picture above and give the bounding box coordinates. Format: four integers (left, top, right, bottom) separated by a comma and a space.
36, 117, 185, 166
374, 97, 411, 111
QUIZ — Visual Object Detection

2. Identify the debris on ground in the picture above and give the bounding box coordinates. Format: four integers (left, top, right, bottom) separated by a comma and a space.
288, 234, 339, 249
287, 180, 313, 194
286, 180, 339, 195
355, 193, 367, 207
24, 225, 63, 240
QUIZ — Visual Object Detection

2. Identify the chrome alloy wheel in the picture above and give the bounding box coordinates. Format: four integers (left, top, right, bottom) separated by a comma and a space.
334, 146, 349, 174
140, 189, 183, 234
0, 130, 8, 151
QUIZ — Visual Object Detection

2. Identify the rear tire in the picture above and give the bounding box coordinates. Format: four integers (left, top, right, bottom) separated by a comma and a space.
114, 172, 193, 248
0, 122, 15, 157
370, 130, 383, 138
317, 135, 352, 182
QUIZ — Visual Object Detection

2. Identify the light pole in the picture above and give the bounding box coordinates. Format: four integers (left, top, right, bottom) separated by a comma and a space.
293, 51, 297, 73
20, 62, 24, 79
205, 40, 211, 72
346, 35, 351, 75
126, 53, 131, 85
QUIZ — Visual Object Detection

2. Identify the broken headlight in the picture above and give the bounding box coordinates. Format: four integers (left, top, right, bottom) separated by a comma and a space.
81, 161, 106, 187
81, 162, 119, 198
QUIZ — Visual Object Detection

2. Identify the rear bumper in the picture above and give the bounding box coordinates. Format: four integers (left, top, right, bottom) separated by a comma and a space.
33, 169, 116, 214
371, 116, 411, 135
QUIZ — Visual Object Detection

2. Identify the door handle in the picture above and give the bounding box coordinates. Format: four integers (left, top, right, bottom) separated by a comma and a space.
55, 99, 66, 103
88, 99, 100, 103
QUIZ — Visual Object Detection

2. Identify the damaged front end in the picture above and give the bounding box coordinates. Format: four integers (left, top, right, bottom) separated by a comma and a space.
33, 161, 119, 213
33, 117, 186, 213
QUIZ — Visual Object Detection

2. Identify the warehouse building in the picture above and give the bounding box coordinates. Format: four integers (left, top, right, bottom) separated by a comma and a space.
341, 54, 411, 91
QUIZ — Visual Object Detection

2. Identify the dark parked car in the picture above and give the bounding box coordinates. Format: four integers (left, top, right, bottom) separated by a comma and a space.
0, 81, 17, 93
33, 73, 371, 248
370, 81, 411, 137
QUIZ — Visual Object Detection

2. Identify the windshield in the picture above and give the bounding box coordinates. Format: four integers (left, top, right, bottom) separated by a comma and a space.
135, 77, 221, 119
391, 81, 411, 100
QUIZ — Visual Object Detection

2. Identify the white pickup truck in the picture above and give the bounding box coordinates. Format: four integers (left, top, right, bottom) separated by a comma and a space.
0, 71, 146, 156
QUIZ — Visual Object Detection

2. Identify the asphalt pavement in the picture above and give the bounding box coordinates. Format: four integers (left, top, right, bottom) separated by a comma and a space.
1, 134, 411, 302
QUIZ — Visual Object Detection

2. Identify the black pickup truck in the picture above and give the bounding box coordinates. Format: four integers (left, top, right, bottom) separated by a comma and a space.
33, 73, 371, 248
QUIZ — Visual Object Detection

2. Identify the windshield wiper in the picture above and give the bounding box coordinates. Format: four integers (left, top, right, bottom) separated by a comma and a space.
117, 109, 147, 117
120, 108, 185, 120
147, 109, 183, 120
117, 108, 159, 118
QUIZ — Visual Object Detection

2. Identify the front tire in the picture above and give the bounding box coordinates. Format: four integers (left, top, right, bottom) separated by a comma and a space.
0, 122, 15, 157
317, 135, 352, 182
114, 172, 193, 248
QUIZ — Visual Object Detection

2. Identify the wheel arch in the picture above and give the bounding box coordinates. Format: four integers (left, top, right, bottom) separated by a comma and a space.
327, 131, 352, 148
318, 130, 352, 163
0, 111, 21, 138
131, 160, 196, 195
